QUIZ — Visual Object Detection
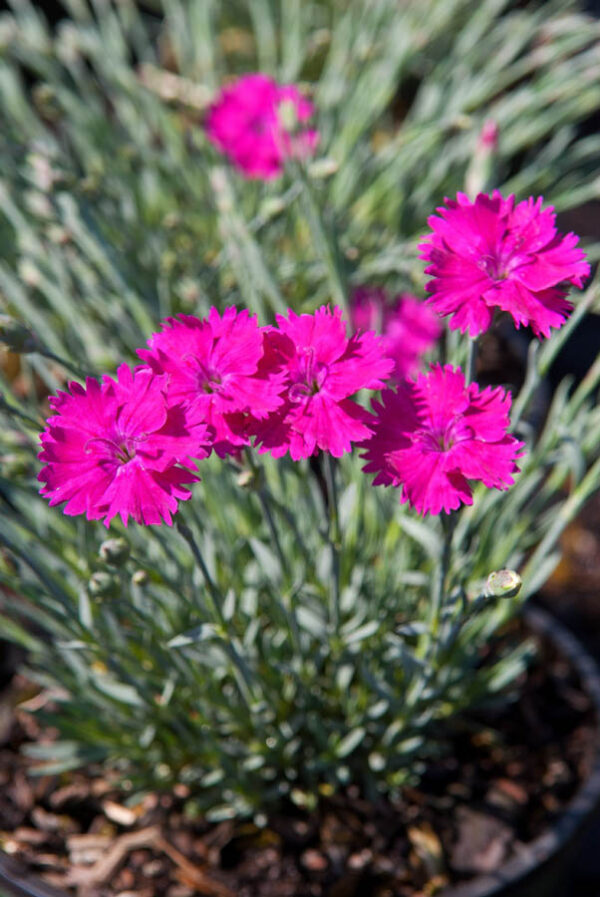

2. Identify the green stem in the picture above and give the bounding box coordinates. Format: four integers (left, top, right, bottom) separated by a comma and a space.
40, 350, 91, 381
0, 394, 43, 430
428, 512, 453, 644
176, 519, 223, 623
465, 337, 478, 386
242, 448, 304, 654
324, 453, 341, 634
243, 448, 286, 574
175, 519, 256, 709
293, 162, 348, 314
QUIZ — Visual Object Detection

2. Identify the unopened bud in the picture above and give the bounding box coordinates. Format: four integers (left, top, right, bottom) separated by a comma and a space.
18, 261, 41, 289
99, 537, 130, 567
466, 119, 499, 198
1, 453, 29, 477
32, 84, 62, 122
132, 569, 148, 586
485, 569, 521, 599
307, 157, 339, 179
277, 98, 298, 133
88, 571, 116, 597
236, 468, 260, 490
0, 315, 40, 353
259, 197, 286, 220
478, 119, 499, 151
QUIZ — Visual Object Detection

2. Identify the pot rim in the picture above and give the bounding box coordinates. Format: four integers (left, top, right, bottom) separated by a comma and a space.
443, 604, 600, 897
1, 604, 599, 897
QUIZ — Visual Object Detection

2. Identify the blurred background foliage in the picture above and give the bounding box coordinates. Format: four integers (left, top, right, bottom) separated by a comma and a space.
1, 0, 600, 815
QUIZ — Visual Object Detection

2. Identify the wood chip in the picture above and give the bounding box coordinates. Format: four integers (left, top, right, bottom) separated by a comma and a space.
155, 834, 236, 897
49, 782, 91, 808
66, 826, 160, 887
102, 799, 138, 827
450, 807, 512, 875
67, 833, 113, 865
408, 823, 445, 879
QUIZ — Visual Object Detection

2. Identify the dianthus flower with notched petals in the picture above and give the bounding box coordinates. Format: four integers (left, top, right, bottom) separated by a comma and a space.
419, 192, 590, 338
138, 308, 286, 457
38, 365, 212, 527
361, 364, 525, 515
350, 287, 441, 380
205, 73, 319, 180
251, 306, 394, 460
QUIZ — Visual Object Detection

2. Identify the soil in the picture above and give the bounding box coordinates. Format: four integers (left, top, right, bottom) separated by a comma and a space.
0, 618, 596, 897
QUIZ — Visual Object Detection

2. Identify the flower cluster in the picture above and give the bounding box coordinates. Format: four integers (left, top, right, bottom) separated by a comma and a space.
420, 191, 589, 338
206, 73, 319, 180
39, 306, 393, 525
350, 287, 441, 380
38, 134, 589, 522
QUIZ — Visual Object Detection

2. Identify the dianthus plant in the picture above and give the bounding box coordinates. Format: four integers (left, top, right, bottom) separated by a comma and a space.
2, 172, 599, 819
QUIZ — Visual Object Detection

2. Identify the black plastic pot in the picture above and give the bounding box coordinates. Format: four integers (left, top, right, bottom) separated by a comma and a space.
1, 606, 600, 897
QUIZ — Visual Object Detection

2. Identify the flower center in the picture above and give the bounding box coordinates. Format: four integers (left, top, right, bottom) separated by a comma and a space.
289, 348, 328, 403
478, 254, 507, 281
84, 434, 139, 465
415, 416, 469, 453
478, 234, 526, 282
192, 359, 223, 395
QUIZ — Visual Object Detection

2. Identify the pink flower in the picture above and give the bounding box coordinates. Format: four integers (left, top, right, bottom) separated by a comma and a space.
419, 192, 590, 338
252, 306, 394, 460
138, 308, 286, 457
361, 364, 524, 515
38, 365, 211, 527
350, 287, 441, 379
206, 73, 319, 180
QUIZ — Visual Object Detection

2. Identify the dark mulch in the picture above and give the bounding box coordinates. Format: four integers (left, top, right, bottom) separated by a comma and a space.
0, 619, 596, 897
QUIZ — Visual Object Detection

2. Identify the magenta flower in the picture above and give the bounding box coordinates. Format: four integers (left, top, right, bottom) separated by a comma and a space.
138, 308, 286, 456
252, 306, 394, 460
206, 73, 319, 180
38, 365, 211, 527
419, 192, 590, 338
350, 287, 441, 379
361, 364, 524, 515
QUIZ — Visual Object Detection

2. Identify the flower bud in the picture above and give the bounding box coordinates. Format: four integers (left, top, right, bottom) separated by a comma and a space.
99, 537, 130, 567
465, 119, 499, 198
132, 569, 149, 586
277, 98, 298, 133
0, 315, 40, 353
88, 571, 116, 597
236, 467, 262, 490
485, 569, 522, 599
307, 158, 339, 179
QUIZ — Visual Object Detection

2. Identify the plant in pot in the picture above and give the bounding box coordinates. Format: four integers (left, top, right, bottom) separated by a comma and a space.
1, 1, 600, 895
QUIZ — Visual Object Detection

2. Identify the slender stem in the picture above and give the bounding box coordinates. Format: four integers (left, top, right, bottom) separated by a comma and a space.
293, 162, 348, 314
428, 513, 453, 643
324, 453, 341, 634
407, 513, 455, 711
175, 519, 257, 708
416, 512, 454, 665
243, 448, 286, 574
465, 337, 478, 386
40, 350, 91, 381
0, 394, 43, 429
242, 448, 303, 653
176, 519, 223, 624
